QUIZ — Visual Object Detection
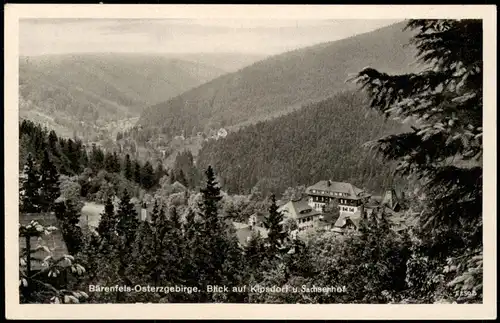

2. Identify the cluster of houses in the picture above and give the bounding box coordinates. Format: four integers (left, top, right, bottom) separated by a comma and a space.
20, 178, 416, 266
233, 179, 416, 245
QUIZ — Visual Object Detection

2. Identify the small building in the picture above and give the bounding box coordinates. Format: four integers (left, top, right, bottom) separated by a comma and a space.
277, 198, 322, 231
380, 188, 403, 212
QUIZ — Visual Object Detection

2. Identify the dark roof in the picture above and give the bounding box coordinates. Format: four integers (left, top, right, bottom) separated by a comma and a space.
381, 189, 401, 211
333, 210, 362, 229
278, 198, 321, 220
317, 211, 341, 224
305, 180, 370, 200
19, 213, 69, 271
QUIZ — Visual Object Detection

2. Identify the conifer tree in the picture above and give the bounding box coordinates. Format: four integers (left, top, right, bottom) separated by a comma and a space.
112, 152, 121, 173
48, 130, 58, 153
20, 153, 41, 213
55, 199, 84, 254
141, 161, 155, 190
150, 199, 161, 228
351, 19, 483, 302
104, 152, 115, 173
129, 221, 155, 287
158, 207, 184, 287
155, 162, 166, 187
97, 197, 117, 242
115, 190, 139, 245
196, 166, 226, 300
263, 194, 286, 258
123, 154, 133, 180
134, 160, 142, 185
244, 230, 266, 275
39, 150, 60, 212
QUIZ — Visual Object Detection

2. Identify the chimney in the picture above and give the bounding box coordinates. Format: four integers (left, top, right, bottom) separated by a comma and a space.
327, 180, 331, 187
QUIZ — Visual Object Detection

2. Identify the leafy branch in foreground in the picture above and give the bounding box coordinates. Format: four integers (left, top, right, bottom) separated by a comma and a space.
19, 220, 89, 304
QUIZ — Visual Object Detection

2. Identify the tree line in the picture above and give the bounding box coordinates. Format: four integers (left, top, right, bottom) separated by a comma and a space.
20, 119, 168, 199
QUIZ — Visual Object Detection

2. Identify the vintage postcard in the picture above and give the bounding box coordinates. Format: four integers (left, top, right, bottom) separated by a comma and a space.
4, 4, 497, 320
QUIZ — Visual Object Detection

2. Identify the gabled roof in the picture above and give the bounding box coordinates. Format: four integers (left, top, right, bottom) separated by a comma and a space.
305, 180, 369, 200
333, 210, 362, 229
381, 189, 401, 211
278, 198, 321, 220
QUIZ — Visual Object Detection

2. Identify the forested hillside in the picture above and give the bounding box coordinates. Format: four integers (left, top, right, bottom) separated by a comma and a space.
19, 119, 167, 203
19, 53, 232, 139
137, 21, 416, 138
197, 91, 408, 195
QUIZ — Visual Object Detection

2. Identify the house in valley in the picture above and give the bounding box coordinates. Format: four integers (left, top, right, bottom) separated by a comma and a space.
278, 198, 322, 230
305, 180, 371, 214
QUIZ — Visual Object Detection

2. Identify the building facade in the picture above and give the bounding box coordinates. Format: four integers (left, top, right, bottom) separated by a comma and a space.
305, 180, 370, 214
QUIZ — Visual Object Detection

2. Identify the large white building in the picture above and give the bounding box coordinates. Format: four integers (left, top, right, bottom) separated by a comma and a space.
305, 180, 371, 214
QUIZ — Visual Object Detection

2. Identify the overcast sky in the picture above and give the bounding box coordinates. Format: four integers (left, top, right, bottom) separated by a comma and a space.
20, 18, 402, 56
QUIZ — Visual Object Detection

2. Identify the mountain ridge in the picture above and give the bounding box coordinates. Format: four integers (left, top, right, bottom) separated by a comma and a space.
136, 21, 417, 138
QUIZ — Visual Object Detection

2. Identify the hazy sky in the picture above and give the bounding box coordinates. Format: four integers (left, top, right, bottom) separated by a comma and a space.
20, 18, 402, 56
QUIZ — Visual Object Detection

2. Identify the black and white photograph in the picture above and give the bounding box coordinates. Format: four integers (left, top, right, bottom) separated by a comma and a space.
4, 4, 496, 320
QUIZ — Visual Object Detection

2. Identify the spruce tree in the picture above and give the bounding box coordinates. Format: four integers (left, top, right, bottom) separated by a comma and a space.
141, 161, 155, 190
128, 221, 155, 288
196, 166, 226, 300
55, 199, 84, 254
155, 162, 166, 187
244, 230, 266, 276
123, 154, 133, 180
115, 190, 139, 245
48, 130, 58, 153
112, 152, 121, 173
134, 160, 142, 185
39, 150, 60, 212
97, 197, 117, 242
159, 207, 184, 287
263, 194, 286, 258
20, 153, 41, 213
350, 19, 483, 302
104, 152, 114, 173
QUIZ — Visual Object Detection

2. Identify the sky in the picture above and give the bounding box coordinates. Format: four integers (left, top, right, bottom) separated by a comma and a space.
20, 18, 402, 56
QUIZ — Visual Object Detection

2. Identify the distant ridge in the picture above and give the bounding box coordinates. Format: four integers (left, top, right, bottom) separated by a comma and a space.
137, 21, 417, 138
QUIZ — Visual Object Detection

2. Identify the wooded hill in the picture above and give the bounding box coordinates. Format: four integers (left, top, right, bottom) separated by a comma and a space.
197, 90, 409, 196
137, 21, 416, 138
19, 53, 237, 139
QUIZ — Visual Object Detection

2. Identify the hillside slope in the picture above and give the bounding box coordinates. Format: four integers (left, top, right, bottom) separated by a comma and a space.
137, 21, 416, 138
19, 53, 245, 139
196, 91, 409, 196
